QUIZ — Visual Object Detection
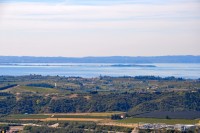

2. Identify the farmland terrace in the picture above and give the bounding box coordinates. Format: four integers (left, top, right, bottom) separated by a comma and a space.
0, 75, 199, 116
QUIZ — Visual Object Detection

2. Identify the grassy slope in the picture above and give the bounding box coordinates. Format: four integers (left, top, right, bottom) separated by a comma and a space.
118, 118, 199, 125
1, 85, 59, 94
3, 112, 123, 120
5, 114, 51, 119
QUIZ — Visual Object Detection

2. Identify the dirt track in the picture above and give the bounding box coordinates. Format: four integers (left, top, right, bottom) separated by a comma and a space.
19, 118, 105, 122
42, 112, 121, 116
98, 122, 138, 128
45, 118, 104, 122
19, 118, 138, 128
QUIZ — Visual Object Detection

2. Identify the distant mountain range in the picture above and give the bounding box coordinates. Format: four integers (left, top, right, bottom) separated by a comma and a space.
0, 55, 199, 63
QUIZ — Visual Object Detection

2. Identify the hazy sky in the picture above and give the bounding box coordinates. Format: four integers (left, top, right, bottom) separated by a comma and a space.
0, 0, 199, 57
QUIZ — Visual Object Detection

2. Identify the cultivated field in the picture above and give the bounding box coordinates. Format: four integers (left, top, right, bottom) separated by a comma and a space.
118, 118, 199, 125
3, 112, 123, 122
2, 85, 59, 94
3, 113, 199, 127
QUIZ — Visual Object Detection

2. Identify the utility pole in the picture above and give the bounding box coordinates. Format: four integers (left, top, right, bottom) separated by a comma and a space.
55, 83, 57, 88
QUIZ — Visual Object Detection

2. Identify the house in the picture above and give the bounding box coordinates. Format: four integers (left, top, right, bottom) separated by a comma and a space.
120, 113, 127, 119
174, 124, 196, 132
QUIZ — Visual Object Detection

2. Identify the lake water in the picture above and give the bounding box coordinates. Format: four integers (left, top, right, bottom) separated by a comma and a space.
0, 63, 200, 79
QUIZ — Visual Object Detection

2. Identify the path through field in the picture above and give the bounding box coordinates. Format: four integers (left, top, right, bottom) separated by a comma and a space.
98, 122, 138, 128
19, 118, 105, 122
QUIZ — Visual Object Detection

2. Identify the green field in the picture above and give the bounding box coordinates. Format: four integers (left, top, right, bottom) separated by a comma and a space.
3, 112, 123, 120
51, 112, 123, 118
118, 118, 199, 125
2, 86, 59, 94
52, 115, 109, 118
4, 114, 50, 119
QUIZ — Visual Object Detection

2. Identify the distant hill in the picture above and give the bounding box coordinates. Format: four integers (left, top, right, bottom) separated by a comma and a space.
0, 55, 199, 63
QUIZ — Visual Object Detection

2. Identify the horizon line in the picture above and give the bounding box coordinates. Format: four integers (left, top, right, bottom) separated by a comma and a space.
0, 55, 200, 58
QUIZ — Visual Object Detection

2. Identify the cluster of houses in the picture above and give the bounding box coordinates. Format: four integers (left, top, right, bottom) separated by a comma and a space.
139, 123, 200, 132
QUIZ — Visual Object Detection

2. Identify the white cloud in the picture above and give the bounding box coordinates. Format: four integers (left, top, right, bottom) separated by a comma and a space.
0, 2, 199, 31
0, 1, 199, 56
1, 2, 199, 19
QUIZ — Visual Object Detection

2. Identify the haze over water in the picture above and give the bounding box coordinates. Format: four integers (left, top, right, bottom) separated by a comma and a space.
0, 63, 199, 79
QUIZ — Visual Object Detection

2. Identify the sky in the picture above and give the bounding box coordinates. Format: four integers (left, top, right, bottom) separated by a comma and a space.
0, 0, 199, 57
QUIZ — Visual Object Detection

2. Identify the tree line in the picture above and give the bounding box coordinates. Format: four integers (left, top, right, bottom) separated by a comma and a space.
0, 91, 200, 117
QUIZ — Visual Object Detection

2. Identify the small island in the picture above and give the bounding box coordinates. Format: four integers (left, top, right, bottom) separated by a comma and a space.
111, 64, 156, 67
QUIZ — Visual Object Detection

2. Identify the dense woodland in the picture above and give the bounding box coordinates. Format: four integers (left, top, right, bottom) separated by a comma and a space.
0, 91, 200, 116
0, 121, 132, 133
0, 75, 200, 118
23, 121, 132, 133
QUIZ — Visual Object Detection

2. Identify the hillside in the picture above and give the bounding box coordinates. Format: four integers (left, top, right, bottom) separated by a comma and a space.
0, 75, 200, 119
0, 55, 200, 63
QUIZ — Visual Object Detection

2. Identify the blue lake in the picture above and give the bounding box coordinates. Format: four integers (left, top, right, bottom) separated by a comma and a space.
0, 63, 199, 79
